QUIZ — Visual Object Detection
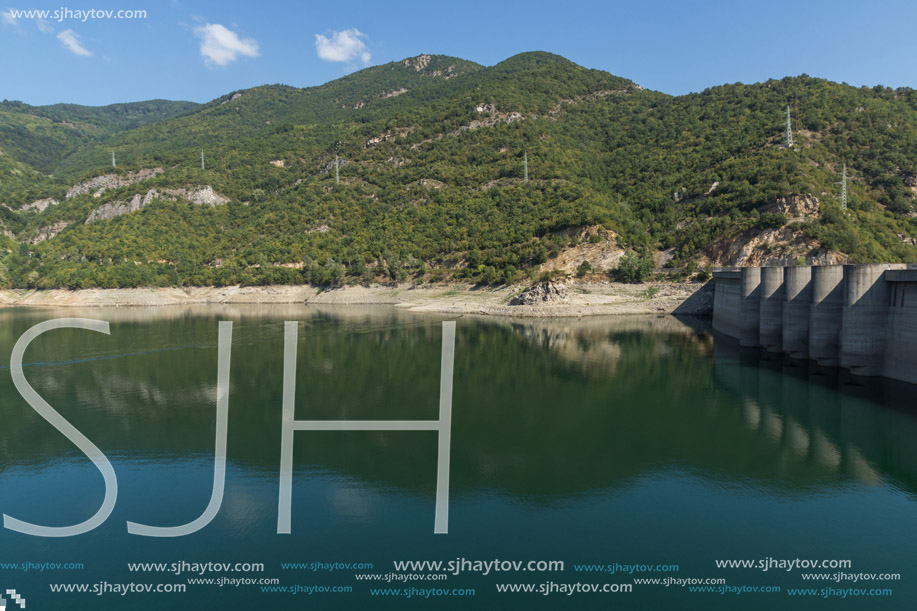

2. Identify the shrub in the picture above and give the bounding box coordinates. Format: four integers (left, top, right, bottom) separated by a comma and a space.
694, 267, 712, 282
612, 251, 654, 283
576, 260, 592, 277
756, 212, 787, 230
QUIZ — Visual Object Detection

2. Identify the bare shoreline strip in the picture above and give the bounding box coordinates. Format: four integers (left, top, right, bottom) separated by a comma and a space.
0, 281, 712, 318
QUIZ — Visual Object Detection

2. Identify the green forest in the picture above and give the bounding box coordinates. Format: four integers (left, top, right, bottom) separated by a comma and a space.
2, 51, 917, 290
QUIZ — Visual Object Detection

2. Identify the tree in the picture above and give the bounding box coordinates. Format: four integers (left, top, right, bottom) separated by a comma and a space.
576, 261, 592, 277
612, 252, 653, 283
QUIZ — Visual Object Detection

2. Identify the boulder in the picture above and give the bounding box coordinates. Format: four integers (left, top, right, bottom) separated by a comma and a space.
510, 283, 569, 306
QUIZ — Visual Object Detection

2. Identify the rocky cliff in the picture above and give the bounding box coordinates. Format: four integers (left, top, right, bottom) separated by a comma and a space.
85, 185, 230, 223
66, 168, 164, 199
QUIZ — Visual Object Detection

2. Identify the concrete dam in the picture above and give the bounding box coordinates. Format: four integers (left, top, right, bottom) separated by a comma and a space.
712, 264, 917, 385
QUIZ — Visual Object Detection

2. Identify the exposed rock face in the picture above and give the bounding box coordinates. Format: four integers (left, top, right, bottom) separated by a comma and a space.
770, 194, 819, 217
538, 225, 623, 274
398, 55, 459, 78
547, 89, 635, 119
430, 65, 458, 79
364, 126, 414, 148
695, 194, 834, 266
85, 186, 230, 224
510, 283, 569, 306
381, 87, 408, 98
701, 225, 841, 267
86, 191, 158, 223
270, 159, 286, 168
66, 168, 164, 199
418, 178, 445, 189
452, 105, 524, 134
21, 198, 59, 213
30, 221, 73, 244
403, 54, 431, 71
220, 92, 242, 105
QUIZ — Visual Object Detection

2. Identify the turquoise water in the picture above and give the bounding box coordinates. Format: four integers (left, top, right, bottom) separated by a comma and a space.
0, 306, 914, 610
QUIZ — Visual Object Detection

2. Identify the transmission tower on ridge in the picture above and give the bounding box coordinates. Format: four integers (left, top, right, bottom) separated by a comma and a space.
523, 152, 529, 184
111, 151, 116, 168
201, 150, 205, 171
785, 105, 794, 148
840, 163, 848, 210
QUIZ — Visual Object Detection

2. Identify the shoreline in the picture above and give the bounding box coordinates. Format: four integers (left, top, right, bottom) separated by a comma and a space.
0, 280, 712, 318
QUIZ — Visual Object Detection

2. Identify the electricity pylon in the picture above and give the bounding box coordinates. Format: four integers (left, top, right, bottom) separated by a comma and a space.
840, 163, 848, 211
785, 105, 794, 148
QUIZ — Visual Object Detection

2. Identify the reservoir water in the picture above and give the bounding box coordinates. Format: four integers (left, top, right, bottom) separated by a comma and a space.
0, 306, 914, 610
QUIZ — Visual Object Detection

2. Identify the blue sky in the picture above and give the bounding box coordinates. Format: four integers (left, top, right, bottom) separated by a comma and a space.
1, 0, 916, 106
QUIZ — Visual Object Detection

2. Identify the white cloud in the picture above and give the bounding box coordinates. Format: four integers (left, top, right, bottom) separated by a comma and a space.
57, 29, 92, 56
35, 17, 52, 33
194, 23, 259, 67
315, 28, 370, 65
1, 8, 19, 29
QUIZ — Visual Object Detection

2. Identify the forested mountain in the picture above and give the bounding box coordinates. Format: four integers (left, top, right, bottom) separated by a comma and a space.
2, 51, 917, 290
0, 98, 197, 172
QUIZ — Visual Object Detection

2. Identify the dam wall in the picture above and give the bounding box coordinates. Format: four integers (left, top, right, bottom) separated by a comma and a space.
740, 267, 761, 347
782, 266, 812, 360
713, 264, 917, 385
884, 270, 917, 384
759, 267, 784, 352
809, 265, 845, 367
712, 270, 741, 339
